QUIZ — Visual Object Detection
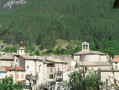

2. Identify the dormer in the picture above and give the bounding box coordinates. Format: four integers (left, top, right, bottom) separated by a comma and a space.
82, 42, 89, 51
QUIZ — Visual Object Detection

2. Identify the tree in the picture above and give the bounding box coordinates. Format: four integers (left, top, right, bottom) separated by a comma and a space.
0, 21, 14, 37
34, 50, 40, 56
3, 47, 17, 53
29, 45, 35, 52
0, 76, 23, 90
65, 69, 103, 90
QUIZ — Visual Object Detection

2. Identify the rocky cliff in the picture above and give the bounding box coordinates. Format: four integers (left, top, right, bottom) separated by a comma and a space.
3, 0, 26, 8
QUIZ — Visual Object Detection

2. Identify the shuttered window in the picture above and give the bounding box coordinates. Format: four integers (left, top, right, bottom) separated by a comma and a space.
17, 74, 19, 79
51, 68, 53, 72
21, 74, 24, 79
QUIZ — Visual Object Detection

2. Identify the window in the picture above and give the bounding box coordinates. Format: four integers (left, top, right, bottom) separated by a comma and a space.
27, 65, 29, 69
16, 59, 18, 62
10, 74, 12, 77
51, 68, 53, 72
17, 74, 19, 79
62, 66, 63, 69
58, 68, 59, 71
57, 73, 61, 77
47, 63, 54, 67
115, 62, 117, 64
21, 74, 23, 79
49, 74, 53, 79
85, 67, 87, 71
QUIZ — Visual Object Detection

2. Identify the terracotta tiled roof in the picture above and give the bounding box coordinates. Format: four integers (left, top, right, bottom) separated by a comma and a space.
4, 66, 25, 71
113, 55, 119, 62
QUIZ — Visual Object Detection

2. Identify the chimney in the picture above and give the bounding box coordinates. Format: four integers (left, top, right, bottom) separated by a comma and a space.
11, 63, 13, 69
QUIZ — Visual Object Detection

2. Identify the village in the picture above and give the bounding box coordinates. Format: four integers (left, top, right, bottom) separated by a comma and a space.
0, 41, 118, 90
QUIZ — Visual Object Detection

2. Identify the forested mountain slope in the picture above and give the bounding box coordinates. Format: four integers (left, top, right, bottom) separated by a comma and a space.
0, 0, 118, 56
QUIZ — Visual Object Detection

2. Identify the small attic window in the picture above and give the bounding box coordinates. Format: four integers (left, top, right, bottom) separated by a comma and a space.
115, 62, 117, 64
16, 59, 18, 62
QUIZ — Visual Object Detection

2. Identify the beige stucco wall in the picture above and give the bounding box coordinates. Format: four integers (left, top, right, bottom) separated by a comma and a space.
100, 55, 108, 62
25, 60, 35, 75
113, 63, 119, 69
55, 63, 67, 72
101, 71, 119, 85
42, 63, 47, 83
88, 66, 110, 70
17, 49, 25, 55
80, 55, 100, 62
0, 61, 14, 66
74, 56, 80, 61
6, 71, 25, 83
74, 54, 108, 62
14, 56, 19, 66
36, 61, 44, 85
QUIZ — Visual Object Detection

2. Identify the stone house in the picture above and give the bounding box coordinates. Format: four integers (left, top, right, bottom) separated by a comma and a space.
74, 42, 111, 70
0, 65, 25, 83
112, 55, 119, 69
0, 44, 68, 88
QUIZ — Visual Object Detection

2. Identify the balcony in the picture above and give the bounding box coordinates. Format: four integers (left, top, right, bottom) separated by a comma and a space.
56, 77, 63, 82
47, 79, 55, 82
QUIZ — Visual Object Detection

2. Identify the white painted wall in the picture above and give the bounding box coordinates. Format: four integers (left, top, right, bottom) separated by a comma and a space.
25, 60, 35, 75
101, 71, 119, 85
6, 71, 25, 83
36, 61, 44, 85
100, 55, 108, 62
0, 61, 14, 66
74, 56, 80, 61
14, 56, 19, 66
113, 63, 119, 69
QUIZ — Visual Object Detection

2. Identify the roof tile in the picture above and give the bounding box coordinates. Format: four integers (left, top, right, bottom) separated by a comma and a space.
4, 66, 25, 71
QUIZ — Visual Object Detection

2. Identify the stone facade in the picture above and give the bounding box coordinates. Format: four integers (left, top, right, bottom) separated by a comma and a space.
0, 46, 68, 88
74, 42, 110, 70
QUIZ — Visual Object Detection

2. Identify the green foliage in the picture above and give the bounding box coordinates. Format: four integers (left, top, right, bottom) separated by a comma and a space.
3, 47, 17, 52
29, 45, 35, 52
29, 51, 34, 56
0, 76, 23, 90
34, 50, 40, 55
0, 0, 118, 56
65, 69, 103, 90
